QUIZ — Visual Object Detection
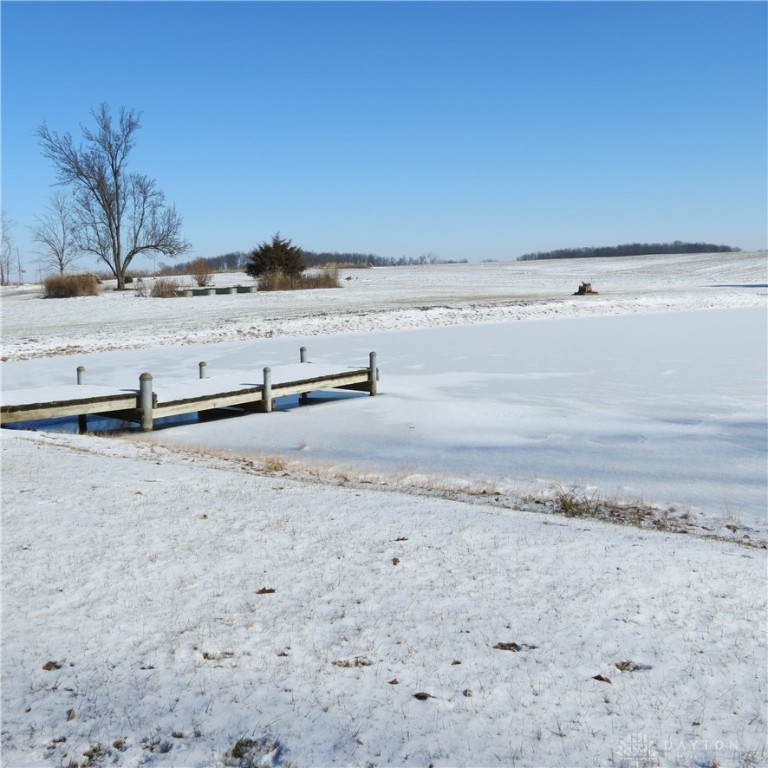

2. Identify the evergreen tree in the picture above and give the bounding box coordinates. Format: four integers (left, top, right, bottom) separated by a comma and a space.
245, 233, 305, 278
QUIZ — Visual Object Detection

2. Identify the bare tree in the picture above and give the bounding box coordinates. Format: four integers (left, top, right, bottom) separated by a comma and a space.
0, 212, 17, 286
30, 192, 81, 276
37, 104, 190, 289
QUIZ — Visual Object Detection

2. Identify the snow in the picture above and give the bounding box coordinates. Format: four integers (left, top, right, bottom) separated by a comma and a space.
2, 252, 766, 361
2, 252, 767, 767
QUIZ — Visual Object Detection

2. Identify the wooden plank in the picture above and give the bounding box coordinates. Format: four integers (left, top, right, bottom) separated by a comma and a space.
1, 384, 135, 407
271, 370, 370, 397
1, 393, 138, 424
154, 387, 265, 418
158, 384, 264, 408
152, 370, 370, 418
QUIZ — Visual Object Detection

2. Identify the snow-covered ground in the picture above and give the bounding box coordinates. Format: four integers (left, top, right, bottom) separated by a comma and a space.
2, 253, 767, 767
2, 251, 766, 361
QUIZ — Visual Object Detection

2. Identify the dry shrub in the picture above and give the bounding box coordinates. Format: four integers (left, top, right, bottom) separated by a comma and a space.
257, 270, 301, 291
42, 274, 100, 298
258, 267, 340, 292
303, 267, 340, 288
150, 277, 180, 298
190, 258, 213, 287
263, 456, 288, 472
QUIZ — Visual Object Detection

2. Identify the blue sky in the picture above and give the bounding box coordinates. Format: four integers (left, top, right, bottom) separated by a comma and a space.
2, 1, 766, 271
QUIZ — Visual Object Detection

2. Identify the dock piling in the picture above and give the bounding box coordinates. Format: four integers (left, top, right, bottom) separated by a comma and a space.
199, 361, 207, 379
369, 352, 378, 396
139, 373, 154, 432
76, 366, 87, 433
299, 347, 309, 402
263, 367, 272, 413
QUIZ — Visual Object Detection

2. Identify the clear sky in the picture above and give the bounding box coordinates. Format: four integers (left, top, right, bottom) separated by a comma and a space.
2, 1, 766, 272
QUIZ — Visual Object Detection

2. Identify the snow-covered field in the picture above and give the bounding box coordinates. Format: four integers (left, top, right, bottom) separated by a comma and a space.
2, 252, 766, 361
2, 253, 767, 767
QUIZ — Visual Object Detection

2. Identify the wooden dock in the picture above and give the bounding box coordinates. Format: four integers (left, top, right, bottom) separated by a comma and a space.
1, 349, 378, 432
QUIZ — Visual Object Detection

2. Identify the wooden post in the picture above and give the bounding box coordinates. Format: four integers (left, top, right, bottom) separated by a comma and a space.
368, 351, 378, 396
139, 373, 154, 432
76, 366, 87, 433
299, 347, 308, 402
263, 367, 272, 413
199, 361, 207, 379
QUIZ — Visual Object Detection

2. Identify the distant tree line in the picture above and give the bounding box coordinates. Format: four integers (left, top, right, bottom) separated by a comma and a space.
302, 251, 467, 267
517, 241, 741, 261
159, 249, 466, 274
158, 251, 247, 275
303, 251, 394, 268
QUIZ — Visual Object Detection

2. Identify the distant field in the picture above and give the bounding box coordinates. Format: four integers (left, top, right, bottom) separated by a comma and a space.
2, 251, 766, 361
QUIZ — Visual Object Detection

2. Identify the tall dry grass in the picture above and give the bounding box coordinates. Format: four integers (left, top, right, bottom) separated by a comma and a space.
150, 278, 180, 298
257, 268, 340, 292
42, 274, 100, 298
